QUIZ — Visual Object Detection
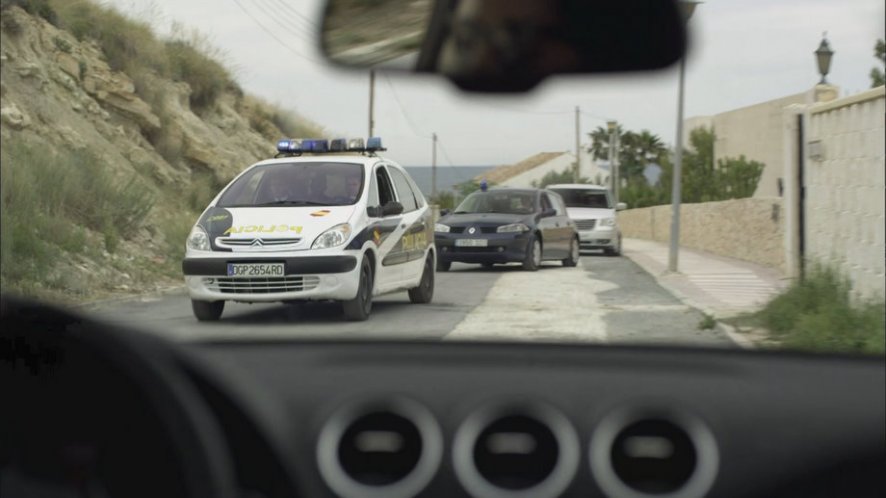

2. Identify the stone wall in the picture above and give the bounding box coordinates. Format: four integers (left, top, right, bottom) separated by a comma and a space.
619, 197, 785, 272
804, 86, 885, 300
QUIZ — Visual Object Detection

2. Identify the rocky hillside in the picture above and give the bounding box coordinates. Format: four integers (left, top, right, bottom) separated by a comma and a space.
0, 2, 325, 304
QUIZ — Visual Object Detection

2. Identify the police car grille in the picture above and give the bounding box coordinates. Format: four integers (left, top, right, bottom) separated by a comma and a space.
575, 219, 597, 230
450, 227, 466, 234
210, 276, 320, 294
216, 237, 303, 249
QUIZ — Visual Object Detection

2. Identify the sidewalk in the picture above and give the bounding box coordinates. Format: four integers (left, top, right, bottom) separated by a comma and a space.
622, 238, 790, 320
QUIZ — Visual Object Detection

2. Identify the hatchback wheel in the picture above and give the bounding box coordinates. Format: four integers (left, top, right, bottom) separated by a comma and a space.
562, 237, 579, 267
523, 237, 541, 271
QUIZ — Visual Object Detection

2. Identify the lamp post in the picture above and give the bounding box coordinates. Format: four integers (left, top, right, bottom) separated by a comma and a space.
815, 33, 834, 84
667, 0, 701, 273
607, 120, 619, 204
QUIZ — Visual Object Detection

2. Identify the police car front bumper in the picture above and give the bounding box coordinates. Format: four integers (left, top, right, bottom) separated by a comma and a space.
182, 254, 361, 302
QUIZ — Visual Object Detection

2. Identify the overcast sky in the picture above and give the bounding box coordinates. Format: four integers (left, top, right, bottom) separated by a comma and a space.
104, 0, 885, 166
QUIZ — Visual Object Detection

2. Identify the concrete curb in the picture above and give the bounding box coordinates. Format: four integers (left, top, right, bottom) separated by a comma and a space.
77, 284, 188, 311
621, 251, 753, 349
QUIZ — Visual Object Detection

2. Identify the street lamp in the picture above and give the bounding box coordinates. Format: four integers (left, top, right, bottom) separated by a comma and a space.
815, 33, 834, 84
668, 0, 701, 273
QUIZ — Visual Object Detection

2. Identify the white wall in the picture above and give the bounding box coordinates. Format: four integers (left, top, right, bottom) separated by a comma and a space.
499, 149, 611, 188
803, 86, 885, 300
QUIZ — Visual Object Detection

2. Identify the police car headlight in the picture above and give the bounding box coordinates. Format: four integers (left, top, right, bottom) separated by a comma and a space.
312, 223, 352, 249
497, 223, 530, 233
435, 223, 450, 233
186, 226, 210, 251
599, 218, 616, 228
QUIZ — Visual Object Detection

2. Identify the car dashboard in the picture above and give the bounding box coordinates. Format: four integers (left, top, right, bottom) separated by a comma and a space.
2, 296, 884, 498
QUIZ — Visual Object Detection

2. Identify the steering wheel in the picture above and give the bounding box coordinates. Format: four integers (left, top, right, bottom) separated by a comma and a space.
0, 295, 237, 498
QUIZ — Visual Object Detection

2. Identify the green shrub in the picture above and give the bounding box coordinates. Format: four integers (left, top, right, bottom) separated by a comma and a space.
756, 266, 885, 355
50, 0, 167, 76
2, 0, 56, 24
0, 137, 156, 292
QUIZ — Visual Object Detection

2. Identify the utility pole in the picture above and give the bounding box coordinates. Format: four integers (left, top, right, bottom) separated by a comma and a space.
574, 106, 581, 182
368, 70, 375, 137
668, 54, 687, 273
607, 120, 618, 201
613, 130, 620, 205
431, 132, 438, 199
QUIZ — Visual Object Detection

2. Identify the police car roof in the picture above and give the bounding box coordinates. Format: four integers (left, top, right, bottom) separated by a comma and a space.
546, 183, 609, 190
253, 154, 386, 167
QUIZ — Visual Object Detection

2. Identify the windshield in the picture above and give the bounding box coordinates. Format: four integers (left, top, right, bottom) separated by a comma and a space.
550, 189, 612, 209
454, 191, 536, 215
216, 162, 364, 207
1, 0, 883, 356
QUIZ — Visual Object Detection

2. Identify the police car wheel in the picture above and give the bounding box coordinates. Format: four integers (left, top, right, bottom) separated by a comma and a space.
408, 254, 435, 304
343, 257, 373, 321
437, 260, 451, 272
192, 300, 224, 321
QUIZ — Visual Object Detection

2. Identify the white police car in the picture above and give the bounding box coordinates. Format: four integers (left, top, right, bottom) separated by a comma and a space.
182, 137, 435, 322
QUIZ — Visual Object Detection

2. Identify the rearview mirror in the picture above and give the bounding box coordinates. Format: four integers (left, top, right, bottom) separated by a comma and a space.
616, 202, 628, 211
440, 208, 451, 217
320, 0, 687, 92
541, 208, 557, 218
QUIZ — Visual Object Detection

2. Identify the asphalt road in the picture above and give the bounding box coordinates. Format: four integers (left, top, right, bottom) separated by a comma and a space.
90, 252, 734, 347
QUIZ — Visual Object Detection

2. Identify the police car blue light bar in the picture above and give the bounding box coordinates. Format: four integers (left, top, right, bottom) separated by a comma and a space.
330, 138, 347, 152
276, 137, 384, 155
367, 137, 383, 151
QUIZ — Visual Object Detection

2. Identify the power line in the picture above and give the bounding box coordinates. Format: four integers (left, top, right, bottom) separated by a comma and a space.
250, 0, 317, 46
260, 0, 318, 32
381, 72, 430, 138
229, 0, 321, 64
262, 0, 319, 29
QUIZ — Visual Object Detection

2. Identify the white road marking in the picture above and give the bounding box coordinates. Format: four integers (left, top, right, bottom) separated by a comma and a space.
445, 265, 613, 342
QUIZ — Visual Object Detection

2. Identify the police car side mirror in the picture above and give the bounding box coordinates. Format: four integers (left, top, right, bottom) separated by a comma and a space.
616, 202, 628, 211
382, 201, 404, 217
541, 208, 557, 218
440, 208, 451, 217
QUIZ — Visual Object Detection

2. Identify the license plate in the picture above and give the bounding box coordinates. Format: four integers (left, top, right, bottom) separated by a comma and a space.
455, 238, 488, 247
226, 263, 285, 277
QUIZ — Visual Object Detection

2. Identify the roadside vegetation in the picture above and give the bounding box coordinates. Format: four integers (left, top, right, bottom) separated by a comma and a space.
586, 126, 764, 209
728, 266, 885, 355
0, 1, 327, 303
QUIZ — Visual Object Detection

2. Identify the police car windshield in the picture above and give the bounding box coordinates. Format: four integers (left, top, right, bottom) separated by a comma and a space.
550, 189, 612, 209
454, 191, 536, 215
216, 162, 364, 208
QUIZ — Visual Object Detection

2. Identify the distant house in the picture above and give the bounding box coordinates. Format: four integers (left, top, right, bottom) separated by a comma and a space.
475, 150, 611, 188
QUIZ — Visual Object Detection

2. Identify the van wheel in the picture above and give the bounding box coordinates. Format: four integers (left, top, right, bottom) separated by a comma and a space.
343, 257, 373, 321
192, 300, 224, 321
408, 254, 435, 304
562, 237, 579, 267
523, 236, 541, 271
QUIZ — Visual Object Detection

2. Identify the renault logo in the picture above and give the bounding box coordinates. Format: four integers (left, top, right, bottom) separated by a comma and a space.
468, 227, 476, 234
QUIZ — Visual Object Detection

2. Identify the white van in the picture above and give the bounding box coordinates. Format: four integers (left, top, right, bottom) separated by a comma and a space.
182, 138, 435, 322
546, 184, 627, 255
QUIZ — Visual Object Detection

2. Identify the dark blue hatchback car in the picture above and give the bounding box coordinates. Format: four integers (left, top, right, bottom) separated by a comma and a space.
434, 188, 579, 271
